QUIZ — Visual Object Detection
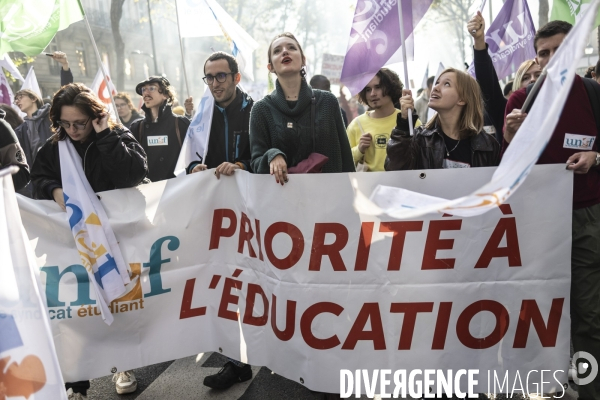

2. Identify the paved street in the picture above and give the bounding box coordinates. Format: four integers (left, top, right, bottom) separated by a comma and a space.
88, 352, 329, 400
86, 352, 582, 400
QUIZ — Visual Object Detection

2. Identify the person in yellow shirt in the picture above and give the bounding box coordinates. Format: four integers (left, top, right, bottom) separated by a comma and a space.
347, 68, 420, 171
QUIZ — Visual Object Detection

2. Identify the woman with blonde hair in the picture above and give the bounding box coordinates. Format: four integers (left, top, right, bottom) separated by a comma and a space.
385, 68, 500, 170
513, 60, 542, 90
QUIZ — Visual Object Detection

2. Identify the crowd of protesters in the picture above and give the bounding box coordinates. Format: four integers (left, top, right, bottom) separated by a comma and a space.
1, 12, 600, 400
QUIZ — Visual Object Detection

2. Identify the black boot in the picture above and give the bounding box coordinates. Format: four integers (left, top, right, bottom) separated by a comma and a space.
203, 361, 253, 390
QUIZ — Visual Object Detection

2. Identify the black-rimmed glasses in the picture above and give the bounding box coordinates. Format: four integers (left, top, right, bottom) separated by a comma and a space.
203, 72, 234, 85
56, 118, 91, 131
12, 94, 25, 104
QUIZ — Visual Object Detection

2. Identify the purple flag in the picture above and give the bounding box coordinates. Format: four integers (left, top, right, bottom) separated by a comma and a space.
340, 0, 433, 95
0, 73, 12, 105
468, 0, 536, 80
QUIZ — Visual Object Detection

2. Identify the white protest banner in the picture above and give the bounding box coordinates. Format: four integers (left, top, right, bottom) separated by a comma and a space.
320, 54, 345, 85
1, 168, 67, 400
17, 166, 571, 394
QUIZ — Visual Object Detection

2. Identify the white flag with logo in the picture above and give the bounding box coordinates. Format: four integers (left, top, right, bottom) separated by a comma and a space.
20, 66, 42, 98
91, 64, 117, 117
0, 167, 67, 400
58, 140, 131, 325
174, 85, 215, 175
363, 0, 600, 219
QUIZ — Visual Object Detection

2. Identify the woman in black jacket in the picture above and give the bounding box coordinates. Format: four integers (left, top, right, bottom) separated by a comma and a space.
385, 68, 500, 171
31, 83, 148, 208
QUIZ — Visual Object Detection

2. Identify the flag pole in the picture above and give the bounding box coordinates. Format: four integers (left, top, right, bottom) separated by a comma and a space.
521, 70, 547, 113
397, 0, 414, 136
174, 0, 191, 98
77, 0, 119, 122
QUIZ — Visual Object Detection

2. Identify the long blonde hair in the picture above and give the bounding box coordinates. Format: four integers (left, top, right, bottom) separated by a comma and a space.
513, 60, 537, 90
424, 68, 484, 138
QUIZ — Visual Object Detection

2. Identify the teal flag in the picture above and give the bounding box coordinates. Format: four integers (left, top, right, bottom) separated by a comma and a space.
551, 0, 600, 27
0, 0, 83, 57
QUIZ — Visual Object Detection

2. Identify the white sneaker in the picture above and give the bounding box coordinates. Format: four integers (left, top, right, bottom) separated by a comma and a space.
66, 388, 88, 400
113, 370, 138, 394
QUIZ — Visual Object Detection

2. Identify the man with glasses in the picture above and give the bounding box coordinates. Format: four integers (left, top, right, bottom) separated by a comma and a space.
186, 51, 253, 178
184, 52, 254, 390
130, 76, 190, 182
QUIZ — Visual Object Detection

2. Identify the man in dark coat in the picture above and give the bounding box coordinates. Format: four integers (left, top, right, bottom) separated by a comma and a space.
186, 51, 253, 178
130, 76, 190, 182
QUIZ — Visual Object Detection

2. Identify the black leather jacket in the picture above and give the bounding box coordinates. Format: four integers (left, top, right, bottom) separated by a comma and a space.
385, 113, 500, 171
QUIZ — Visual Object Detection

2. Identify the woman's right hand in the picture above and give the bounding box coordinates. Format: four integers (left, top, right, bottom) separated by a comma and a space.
52, 188, 66, 211
269, 155, 288, 186
400, 89, 414, 120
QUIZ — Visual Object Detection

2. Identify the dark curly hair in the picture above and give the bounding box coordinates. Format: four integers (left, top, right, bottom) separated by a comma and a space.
267, 32, 307, 77
357, 68, 404, 106
50, 83, 121, 143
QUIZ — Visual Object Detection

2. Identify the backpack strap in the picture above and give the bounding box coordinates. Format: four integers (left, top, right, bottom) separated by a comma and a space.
310, 91, 316, 153
175, 117, 182, 147
137, 121, 143, 143
582, 77, 600, 142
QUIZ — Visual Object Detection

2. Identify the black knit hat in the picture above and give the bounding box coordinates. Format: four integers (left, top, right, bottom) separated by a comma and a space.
135, 76, 170, 96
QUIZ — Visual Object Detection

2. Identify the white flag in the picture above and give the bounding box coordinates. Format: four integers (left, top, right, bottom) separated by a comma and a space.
21, 66, 42, 98
58, 140, 131, 325
426, 62, 445, 122
91, 64, 117, 118
363, 0, 600, 219
0, 167, 67, 400
175, 0, 258, 80
174, 85, 215, 175
0, 53, 25, 82
421, 62, 429, 90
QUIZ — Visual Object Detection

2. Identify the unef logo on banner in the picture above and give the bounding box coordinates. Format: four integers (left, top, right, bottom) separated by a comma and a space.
40, 236, 180, 320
